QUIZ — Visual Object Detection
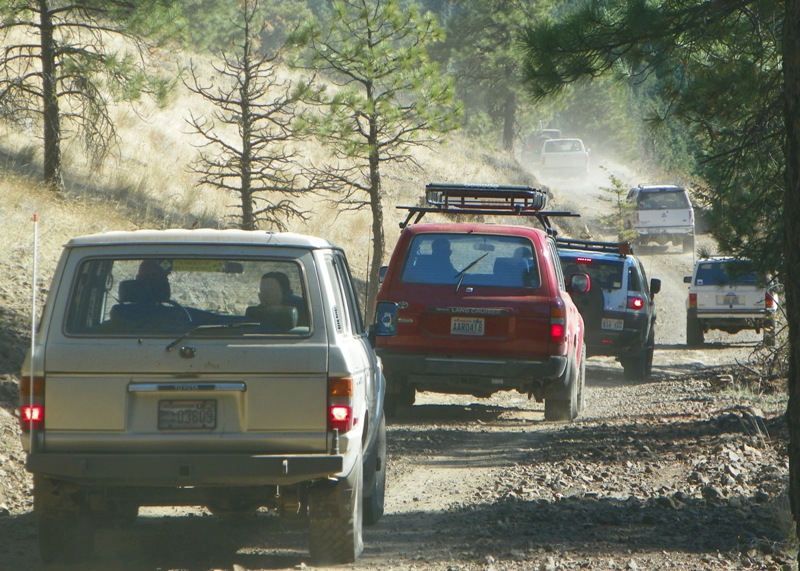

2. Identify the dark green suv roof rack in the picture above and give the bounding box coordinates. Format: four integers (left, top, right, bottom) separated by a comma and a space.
556, 237, 633, 256
397, 183, 579, 235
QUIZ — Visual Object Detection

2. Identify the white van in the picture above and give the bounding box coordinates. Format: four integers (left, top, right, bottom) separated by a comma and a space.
625, 184, 695, 253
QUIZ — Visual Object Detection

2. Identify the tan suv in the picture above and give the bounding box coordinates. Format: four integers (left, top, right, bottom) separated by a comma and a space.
19, 229, 387, 564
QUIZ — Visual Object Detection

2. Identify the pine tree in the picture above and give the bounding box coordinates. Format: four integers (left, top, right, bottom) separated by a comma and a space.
289, 0, 461, 315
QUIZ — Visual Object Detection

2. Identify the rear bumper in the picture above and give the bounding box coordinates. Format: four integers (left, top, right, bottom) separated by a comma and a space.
633, 225, 693, 236
584, 327, 646, 357
584, 314, 649, 357
378, 352, 567, 394
696, 311, 773, 320
695, 311, 774, 331
26, 452, 344, 486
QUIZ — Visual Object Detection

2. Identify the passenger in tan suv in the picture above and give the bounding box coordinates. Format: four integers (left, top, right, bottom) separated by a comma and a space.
246, 271, 309, 327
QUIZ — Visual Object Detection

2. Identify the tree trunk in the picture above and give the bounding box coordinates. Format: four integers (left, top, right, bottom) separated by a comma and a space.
782, 0, 800, 560
502, 90, 517, 152
366, 119, 385, 322
39, 0, 64, 192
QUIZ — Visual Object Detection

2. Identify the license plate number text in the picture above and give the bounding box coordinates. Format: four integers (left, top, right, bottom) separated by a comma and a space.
451, 317, 485, 336
601, 318, 624, 331
158, 399, 216, 430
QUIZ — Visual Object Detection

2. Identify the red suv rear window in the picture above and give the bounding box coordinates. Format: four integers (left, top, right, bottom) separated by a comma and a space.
400, 233, 539, 288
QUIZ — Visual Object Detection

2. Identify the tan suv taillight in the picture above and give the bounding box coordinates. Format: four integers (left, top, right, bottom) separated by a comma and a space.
688, 293, 698, 308
328, 376, 356, 433
19, 375, 45, 433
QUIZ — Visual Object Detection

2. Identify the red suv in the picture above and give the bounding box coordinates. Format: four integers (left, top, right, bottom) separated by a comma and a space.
375, 184, 588, 421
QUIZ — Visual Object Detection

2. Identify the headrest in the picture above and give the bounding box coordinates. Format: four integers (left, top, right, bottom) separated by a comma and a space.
247, 305, 299, 332
118, 279, 170, 304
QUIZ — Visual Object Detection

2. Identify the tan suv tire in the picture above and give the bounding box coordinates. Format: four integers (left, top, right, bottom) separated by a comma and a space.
35, 476, 96, 564
308, 459, 364, 564
39, 512, 95, 564
363, 416, 387, 525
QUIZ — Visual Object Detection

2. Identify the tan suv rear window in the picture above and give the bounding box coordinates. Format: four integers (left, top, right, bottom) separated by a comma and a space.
64, 257, 310, 336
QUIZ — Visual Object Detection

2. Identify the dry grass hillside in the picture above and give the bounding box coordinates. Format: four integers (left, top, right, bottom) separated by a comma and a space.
0, 69, 553, 377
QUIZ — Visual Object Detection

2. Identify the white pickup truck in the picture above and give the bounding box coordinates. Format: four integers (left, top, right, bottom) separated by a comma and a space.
539, 138, 590, 178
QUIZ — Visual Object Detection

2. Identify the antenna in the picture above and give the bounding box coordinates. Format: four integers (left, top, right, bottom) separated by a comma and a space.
29, 213, 38, 450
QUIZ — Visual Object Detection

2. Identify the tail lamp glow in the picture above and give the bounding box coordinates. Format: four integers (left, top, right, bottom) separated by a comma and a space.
328, 377, 356, 433
688, 293, 698, 308
19, 375, 44, 433
766, 293, 775, 309
550, 305, 566, 344
627, 296, 645, 310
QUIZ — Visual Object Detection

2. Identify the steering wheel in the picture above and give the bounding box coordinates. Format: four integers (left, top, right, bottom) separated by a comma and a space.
165, 299, 193, 324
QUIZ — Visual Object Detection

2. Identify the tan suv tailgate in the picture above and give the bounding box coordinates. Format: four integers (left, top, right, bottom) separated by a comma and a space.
41, 338, 329, 453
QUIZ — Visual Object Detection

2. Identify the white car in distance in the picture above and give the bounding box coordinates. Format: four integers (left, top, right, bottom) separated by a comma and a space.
539, 138, 590, 178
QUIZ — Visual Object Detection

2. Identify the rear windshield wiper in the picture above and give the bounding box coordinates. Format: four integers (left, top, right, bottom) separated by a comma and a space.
455, 253, 489, 292
166, 322, 259, 352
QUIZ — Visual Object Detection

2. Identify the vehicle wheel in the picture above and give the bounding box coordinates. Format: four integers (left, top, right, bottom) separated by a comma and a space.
763, 323, 776, 347
33, 475, 97, 563
544, 354, 578, 422
623, 332, 653, 381
39, 511, 96, 564
577, 344, 587, 413
682, 234, 695, 254
363, 416, 387, 526
686, 314, 704, 346
384, 394, 399, 418
622, 350, 646, 381
644, 330, 655, 377
95, 501, 139, 527
308, 459, 363, 564
384, 384, 414, 418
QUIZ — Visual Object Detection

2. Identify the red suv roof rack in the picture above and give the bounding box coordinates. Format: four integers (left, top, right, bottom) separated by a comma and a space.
556, 237, 633, 256
397, 183, 579, 234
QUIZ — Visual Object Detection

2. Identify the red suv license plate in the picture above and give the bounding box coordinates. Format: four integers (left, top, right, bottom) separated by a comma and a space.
158, 399, 217, 430
451, 317, 485, 336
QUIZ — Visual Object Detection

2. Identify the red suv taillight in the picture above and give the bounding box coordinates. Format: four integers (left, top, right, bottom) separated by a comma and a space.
766, 293, 775, 309
328, 377, 356, 433
550, 304, 566, 344
688, 293, 697, 308
19, 375, 45, 433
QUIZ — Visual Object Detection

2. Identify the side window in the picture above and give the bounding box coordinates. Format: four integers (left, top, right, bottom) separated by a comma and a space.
322, 255, 349, 334
627, 263, 643, 293
322, 252, 365, 335
333, 252, 365, 335
64, 259, 114, 333
547, 240, 566, 291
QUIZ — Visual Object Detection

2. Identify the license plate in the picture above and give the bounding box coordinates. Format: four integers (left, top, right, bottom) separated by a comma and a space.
718, 294, 742, 306
158, 399, 216, 430
451, 317, 485, 335
601, 318, 624, 331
